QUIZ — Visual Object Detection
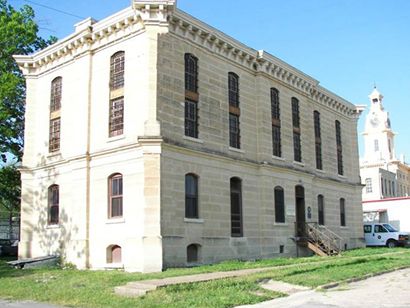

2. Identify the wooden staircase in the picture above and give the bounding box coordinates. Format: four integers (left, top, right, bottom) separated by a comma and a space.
299, 222, 342, 256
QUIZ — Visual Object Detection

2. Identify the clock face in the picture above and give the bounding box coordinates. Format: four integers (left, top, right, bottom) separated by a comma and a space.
370, 113, 379, 126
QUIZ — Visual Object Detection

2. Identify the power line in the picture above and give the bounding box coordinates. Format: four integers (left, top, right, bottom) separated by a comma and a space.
23, 0, 85, 20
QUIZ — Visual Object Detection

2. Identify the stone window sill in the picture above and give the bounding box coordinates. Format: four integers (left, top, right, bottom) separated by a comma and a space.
184, 218, 204, 224
107, 135, 125, 143
293, 161, 305, 167
272, 155, 285, 161
229, 147, 245, 154
46, 224, 61, 230
106, 218, 125, 224
183, 136, 204, 144
273, 222, 288, 226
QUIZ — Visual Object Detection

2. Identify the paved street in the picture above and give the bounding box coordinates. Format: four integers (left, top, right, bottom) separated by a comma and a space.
240, 268, 410, 308
0, 301, 60, 308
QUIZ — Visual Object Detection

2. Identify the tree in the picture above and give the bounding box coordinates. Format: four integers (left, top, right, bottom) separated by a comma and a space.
0, 0, 56, 239
0, 0, 56, 163
0, 165, 20, 239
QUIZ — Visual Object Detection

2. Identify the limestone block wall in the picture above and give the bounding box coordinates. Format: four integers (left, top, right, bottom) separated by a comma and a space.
157, 32, 361, 185
160, 146, 364, 267
19, 159, 88, 269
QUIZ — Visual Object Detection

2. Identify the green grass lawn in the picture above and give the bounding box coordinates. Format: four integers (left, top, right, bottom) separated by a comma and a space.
0, 248, 409, 308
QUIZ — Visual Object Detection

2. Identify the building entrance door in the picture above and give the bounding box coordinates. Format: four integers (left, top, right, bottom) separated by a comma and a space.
295, 185, 306, 237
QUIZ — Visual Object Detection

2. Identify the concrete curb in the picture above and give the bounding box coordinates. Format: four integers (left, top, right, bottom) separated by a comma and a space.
317, 265, 410, 290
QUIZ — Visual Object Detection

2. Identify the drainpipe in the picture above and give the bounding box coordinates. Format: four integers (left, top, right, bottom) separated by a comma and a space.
85, 33, 94, 269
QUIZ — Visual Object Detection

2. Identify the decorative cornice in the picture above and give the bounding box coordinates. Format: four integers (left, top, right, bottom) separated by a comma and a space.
14, 1, 356, 117
169, 9, 357, 117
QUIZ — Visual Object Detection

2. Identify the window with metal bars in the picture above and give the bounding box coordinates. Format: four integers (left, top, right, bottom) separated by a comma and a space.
110, 51, 125, 90
230, 177, 243, 237
271, 88, 281, 157
274, 186, 285, 223
228, 72, 239, 108
108, 174, 123, 218
292, 97, 301, 162
340, 198, 346, 226
318, 194, 324, 225
48, 185, 59, 225
314, 111, 322, 169
185, 174, 198, 219
109, 97, 124, 137
184, 54, 199, 138
50, 77, 62, 112
335, 120, 343, 175
228, 72, 241, 148
229, 113, 240, 148
185, 100, 198, 138
49, 118, 61, 152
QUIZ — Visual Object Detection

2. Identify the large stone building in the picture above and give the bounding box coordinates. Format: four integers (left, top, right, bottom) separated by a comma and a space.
360, 88, 410, 232
15, 0, 364, 272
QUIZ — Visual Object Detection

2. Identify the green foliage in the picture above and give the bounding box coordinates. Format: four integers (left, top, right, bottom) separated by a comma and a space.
0, 0, 56, 163
0, 248, 409, 307
0, 164, 20, 215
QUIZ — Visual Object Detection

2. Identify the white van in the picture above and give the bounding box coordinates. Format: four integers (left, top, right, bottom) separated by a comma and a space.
363, 223, 409, 247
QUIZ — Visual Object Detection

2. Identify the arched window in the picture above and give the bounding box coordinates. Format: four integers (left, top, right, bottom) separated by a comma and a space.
107, 245, 122, 263
230, 177, 243, 237
184, 53, 199, 138
48, 185, 59, 225
108, 174, 123, 218
340, 198, 346, 226
50, 77, 62, 112
110, 51, 125, 90
228, 72, 240, 149
185, 173, 198, 218
318, 195, 324, 225
49, 77, 62, 152
292, 97, 301, 162
187, 244, 200, 263
314, 111, 322, 170
274, 186, 285, 223
109, 52, 125, 137
271, 88, 281, 157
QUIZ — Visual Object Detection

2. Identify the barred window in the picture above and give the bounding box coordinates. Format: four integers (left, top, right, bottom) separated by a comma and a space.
335, 120, 343, 175
318, 195, 324, 225
228, 72, 239, 108
271, 88, 281, 157
48, 185, 59, 225
292, 97, 301, 162
110, 51, 125, 90
109, 97, 124, 137
185, 53, 198, 93
49, 118, 61, 152
50, 77, 62, 112
274, 186, 285, 223
230, 177, 243, 237
314, 111, 322, 169
185, 100, 198, 138
108, 174, 123, 218
340, 198, 346, 226
184, 54, 199, 138
229, 113, 240, 148
185, 174, 199, 219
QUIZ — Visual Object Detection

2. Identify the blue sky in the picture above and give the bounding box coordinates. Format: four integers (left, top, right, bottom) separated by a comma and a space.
10, 0, 410, 160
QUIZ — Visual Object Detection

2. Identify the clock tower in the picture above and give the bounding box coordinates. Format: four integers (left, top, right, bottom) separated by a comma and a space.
362, 87, 396, 163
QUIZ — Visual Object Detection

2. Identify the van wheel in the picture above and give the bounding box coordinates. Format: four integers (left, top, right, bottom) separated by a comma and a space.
386, 240, 397, 248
